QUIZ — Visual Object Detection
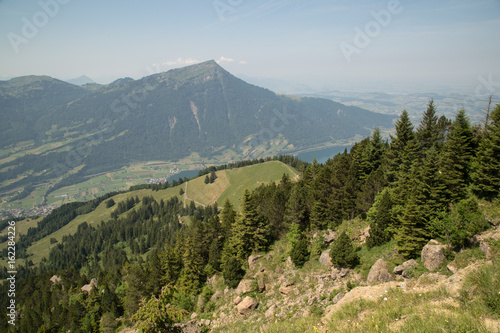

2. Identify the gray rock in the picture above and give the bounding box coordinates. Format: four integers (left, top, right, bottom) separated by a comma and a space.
367, 259, 395, 284
393, 259, 419, 276
319, 249, 333, 267
421, 240, 446, 271
237, 297, 258, 315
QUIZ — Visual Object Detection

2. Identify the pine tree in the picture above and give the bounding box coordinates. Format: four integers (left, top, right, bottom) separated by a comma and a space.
284, 181, 310, 232
220, 198, 237, 240
471, 104, 500, 200
366, 188, 394, 248
224, 189, 268, 264
396, 196, 428, 259
329, 231, 359, 269
177, 222, 205, 294
222, 256, 245, 288
386, 110, 415, 184
440, 109, 474, 202
416, 99, 440, 152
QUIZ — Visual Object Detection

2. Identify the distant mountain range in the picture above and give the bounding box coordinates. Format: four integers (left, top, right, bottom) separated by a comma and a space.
0, 60, 395, 195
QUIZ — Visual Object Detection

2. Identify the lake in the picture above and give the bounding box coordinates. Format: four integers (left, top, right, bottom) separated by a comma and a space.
295, 145, 352, 164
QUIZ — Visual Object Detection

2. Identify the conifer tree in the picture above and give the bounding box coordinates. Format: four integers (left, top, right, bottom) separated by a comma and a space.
440, 109, 474, 202
329, 231, 359, 269
220, 198, 237, 240
284, 181, 310, 232
290, 237, 310, 267
223, 189, 268, 264
366, 188, 394, 248
396, 196, 428, 258
177, 222, 205, 294
471, 104, 500, 199
416, 99, 439, 152
386, 110, 414, 184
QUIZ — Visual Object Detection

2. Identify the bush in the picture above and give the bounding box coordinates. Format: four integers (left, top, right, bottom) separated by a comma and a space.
290, 238, 310, 267
330, 231, 359, 269
429, 196, 489, 249
105, 199, 115, 208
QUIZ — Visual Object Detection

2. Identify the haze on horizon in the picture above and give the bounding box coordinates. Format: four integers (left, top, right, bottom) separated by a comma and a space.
0, 0, 499, 94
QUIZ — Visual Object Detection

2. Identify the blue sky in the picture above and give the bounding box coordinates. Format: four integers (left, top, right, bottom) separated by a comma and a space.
0, 0, 499, 92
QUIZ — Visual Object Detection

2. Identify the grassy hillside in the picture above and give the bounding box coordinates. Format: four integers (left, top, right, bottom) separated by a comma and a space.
14, 161, 297, 265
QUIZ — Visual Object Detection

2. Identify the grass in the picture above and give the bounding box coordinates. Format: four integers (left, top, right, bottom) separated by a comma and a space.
217, 161, 299, 209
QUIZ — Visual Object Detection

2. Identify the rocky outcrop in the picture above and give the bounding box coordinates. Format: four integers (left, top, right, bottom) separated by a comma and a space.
421, 240, 447, 270
235, 279, 256, 295
237, 297, 258, 315
324, 229, 337, 244
393, 259, 418, 278
367, 259, 395, 284
50, 275, 61, 286
81, 278, 98, 294
319, 249, 333, 267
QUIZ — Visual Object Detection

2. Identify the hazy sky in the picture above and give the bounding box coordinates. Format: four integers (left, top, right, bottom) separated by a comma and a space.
0, 0, 499, 92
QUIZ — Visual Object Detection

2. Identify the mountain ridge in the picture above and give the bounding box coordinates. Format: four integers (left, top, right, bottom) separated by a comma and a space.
0, 60, 395, 201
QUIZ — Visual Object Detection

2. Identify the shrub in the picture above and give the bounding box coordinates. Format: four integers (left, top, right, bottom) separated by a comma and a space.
290, 238, 310, 267
222, 257, 245, 289
330, 231, 359, 269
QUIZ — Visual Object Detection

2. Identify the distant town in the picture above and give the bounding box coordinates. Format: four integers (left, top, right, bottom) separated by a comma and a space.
0, 204, 60, 220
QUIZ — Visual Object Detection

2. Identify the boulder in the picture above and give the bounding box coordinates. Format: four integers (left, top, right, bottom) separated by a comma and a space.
248, 254, 264, 267
319, 249, 333, 267
421, 240, 446, 271
393, 259, 418, 277
237, 297, 258, 315
233, 296, 242, 305
367, 259, 395, 284
235, 279, 256, 295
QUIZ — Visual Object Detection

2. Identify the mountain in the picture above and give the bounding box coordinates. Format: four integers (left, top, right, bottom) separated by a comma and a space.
0, 60, 395, 195
65, 75, 95, 86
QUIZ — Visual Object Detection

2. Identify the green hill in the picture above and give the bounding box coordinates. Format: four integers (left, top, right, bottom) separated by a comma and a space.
14, 161, 298, 265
